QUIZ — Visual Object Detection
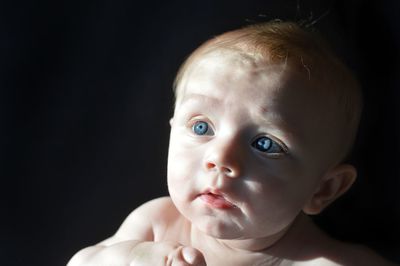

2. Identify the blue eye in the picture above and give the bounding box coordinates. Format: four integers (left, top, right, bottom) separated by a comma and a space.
192, 121, 211, 135
252, 136, 285, 155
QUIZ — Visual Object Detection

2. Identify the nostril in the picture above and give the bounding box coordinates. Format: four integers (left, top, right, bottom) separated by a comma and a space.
206, 162, 216, 169
205, 162, 235, 176
223, 167, 232, 174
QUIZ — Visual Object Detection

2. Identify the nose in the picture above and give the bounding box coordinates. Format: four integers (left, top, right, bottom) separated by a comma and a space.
203, 135, 244, 178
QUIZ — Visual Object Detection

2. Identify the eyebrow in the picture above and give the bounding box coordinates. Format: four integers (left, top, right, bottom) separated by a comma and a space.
254, 106, 293, 132
251, 99, 301, 144
178, 93, 224, 113
180, 93, 220, 105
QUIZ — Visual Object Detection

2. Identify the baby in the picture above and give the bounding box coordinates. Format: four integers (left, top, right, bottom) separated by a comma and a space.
68, 21, 397, 265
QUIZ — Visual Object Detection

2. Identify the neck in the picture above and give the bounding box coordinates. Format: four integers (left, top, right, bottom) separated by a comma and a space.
216, 225, 291, 252
191, 213, 331, 265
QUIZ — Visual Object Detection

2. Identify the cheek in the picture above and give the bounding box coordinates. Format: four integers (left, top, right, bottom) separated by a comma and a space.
168, 142, 200, 179
237, 180, 302, 236
259, 180, 318, 225
245, 166, 314, 220
167, 136, 204, 199
167, 130, 205, 174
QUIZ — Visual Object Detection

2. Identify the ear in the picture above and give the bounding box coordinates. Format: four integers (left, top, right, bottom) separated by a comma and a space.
169, 118, 174, 126
303, 164, 357, 215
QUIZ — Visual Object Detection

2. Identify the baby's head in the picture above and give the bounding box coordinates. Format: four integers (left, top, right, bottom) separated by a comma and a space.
167, 21, 362, 240
174, 21, 362, 163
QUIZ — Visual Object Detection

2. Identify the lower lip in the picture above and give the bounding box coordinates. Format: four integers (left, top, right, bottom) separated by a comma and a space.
199, 193, 235, 209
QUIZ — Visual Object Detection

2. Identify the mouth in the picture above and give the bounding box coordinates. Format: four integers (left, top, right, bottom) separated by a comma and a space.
199, 190, 236, 209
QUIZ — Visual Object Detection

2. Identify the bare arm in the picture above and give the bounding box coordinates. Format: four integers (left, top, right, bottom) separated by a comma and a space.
67, 197, 205, 266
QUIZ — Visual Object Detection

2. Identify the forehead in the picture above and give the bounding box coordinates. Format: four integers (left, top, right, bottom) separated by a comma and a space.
178, 51, 288, 102
178, 49, 335, 111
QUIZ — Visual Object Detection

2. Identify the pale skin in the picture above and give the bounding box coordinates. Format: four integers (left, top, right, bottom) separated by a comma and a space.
68, 51, 397, 266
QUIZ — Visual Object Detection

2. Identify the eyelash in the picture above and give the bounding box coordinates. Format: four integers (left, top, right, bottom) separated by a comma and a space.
188, 119, 288, 157
251, 135, 288, 157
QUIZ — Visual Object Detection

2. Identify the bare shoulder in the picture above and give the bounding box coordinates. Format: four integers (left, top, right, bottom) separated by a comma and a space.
296, 241, 399, 266
332, 243, 399, 266
100, 197, 181, 246
283, 216, 398, 266
291, 244, 398, 266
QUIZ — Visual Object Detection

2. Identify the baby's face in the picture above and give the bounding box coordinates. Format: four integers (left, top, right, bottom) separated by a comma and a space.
167, 51, 341, 240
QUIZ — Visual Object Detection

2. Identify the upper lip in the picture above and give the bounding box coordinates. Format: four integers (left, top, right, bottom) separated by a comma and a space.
201, 188, 225, 196
199, 188, 237, 206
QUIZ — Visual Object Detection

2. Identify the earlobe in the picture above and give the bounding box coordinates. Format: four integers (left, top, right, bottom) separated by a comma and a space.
303, 164, 357, 215
169, 118, 174, 126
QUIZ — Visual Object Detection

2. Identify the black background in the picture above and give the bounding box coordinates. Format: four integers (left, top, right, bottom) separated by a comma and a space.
2, 1, 399, 265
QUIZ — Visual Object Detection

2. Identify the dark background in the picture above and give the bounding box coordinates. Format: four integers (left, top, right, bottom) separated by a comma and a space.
1, 1, 399, 265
